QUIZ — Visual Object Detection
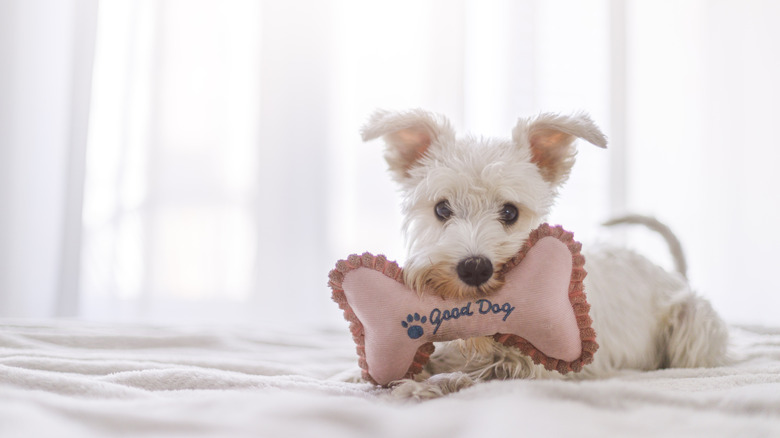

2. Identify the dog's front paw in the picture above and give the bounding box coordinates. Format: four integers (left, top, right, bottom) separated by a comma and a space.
390, 372, 475, 400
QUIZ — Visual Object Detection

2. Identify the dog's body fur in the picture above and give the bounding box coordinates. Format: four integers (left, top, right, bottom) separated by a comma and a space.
361, 109, 729, 399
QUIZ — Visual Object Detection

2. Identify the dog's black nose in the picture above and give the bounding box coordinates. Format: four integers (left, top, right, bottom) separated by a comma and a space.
456, 256, 493, 287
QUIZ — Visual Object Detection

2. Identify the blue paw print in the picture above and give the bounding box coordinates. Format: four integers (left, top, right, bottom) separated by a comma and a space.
401, 313, 427, 339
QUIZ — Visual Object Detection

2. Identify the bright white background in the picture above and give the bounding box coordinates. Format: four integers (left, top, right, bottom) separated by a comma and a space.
0, 0, 778, 326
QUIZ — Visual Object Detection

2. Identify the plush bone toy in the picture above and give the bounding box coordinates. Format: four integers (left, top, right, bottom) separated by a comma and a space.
328, 224, 598, 386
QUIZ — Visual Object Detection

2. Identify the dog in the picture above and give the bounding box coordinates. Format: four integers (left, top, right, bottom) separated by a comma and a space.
360, 109, 729, 399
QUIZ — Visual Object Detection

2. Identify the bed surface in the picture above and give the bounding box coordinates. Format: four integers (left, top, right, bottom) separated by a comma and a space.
2, 320, 780, 437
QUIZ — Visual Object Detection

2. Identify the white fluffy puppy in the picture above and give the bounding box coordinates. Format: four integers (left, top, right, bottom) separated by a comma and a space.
361, 109, 729, 399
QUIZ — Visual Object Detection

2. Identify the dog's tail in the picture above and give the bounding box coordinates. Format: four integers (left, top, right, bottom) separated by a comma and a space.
603, 215, 688, 279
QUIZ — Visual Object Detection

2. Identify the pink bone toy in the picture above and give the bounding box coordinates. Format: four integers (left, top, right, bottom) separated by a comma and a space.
328, 224, 598, 386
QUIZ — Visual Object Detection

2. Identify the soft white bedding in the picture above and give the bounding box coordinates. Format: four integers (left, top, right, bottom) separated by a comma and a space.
2, 320, 780, 438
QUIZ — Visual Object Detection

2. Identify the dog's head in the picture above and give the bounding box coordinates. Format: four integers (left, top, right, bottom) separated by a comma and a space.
362, 109, 606, 299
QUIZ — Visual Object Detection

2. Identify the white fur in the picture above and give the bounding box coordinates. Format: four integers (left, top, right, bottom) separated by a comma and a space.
361, 109, 729, 400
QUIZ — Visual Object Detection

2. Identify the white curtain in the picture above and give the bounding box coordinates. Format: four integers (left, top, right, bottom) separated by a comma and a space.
1, 0, 779, 326
0, 0, 97, 318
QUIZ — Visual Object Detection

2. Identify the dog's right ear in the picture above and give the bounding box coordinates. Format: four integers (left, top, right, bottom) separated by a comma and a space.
361, 109, 455, 180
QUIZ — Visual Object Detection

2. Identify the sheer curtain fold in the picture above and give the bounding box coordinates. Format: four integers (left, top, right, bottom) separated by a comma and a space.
0, 0, 98, 318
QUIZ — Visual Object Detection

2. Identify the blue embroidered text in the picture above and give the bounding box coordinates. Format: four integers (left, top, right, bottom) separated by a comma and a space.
428, 299, 515, 335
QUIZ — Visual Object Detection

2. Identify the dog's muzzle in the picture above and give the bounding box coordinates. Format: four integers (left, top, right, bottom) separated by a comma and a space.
456, 256, 493, 287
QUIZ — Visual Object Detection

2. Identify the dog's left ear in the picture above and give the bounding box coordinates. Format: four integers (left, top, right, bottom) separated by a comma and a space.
513, 112, 607, 185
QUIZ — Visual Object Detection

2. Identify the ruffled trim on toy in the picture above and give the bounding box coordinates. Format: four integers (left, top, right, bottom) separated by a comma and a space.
328, 253, 435, 386
494, 223, 598, 374
327, 223, 599, 386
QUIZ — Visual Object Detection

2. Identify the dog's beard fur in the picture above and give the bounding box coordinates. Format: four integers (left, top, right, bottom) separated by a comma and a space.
401, 215, 538, 301
410, 261, 504, 299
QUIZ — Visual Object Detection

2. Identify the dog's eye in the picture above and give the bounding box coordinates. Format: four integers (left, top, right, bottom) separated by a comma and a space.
434, 200, 453, 222
499, 203, 519, 225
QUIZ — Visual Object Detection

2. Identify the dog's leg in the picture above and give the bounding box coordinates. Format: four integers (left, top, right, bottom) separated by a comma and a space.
389, 371, 475, 400
662, 293, 730, 368
390, 338, 562, 400
456, 343, 562, 381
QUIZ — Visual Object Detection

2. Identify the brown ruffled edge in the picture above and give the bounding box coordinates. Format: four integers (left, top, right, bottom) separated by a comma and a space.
327, 223, 598, 386
494, 223, 598, 374
328, 253, 434, 386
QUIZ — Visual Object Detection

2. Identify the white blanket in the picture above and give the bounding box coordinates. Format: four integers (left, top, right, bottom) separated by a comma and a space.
2, 320, 780, 437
